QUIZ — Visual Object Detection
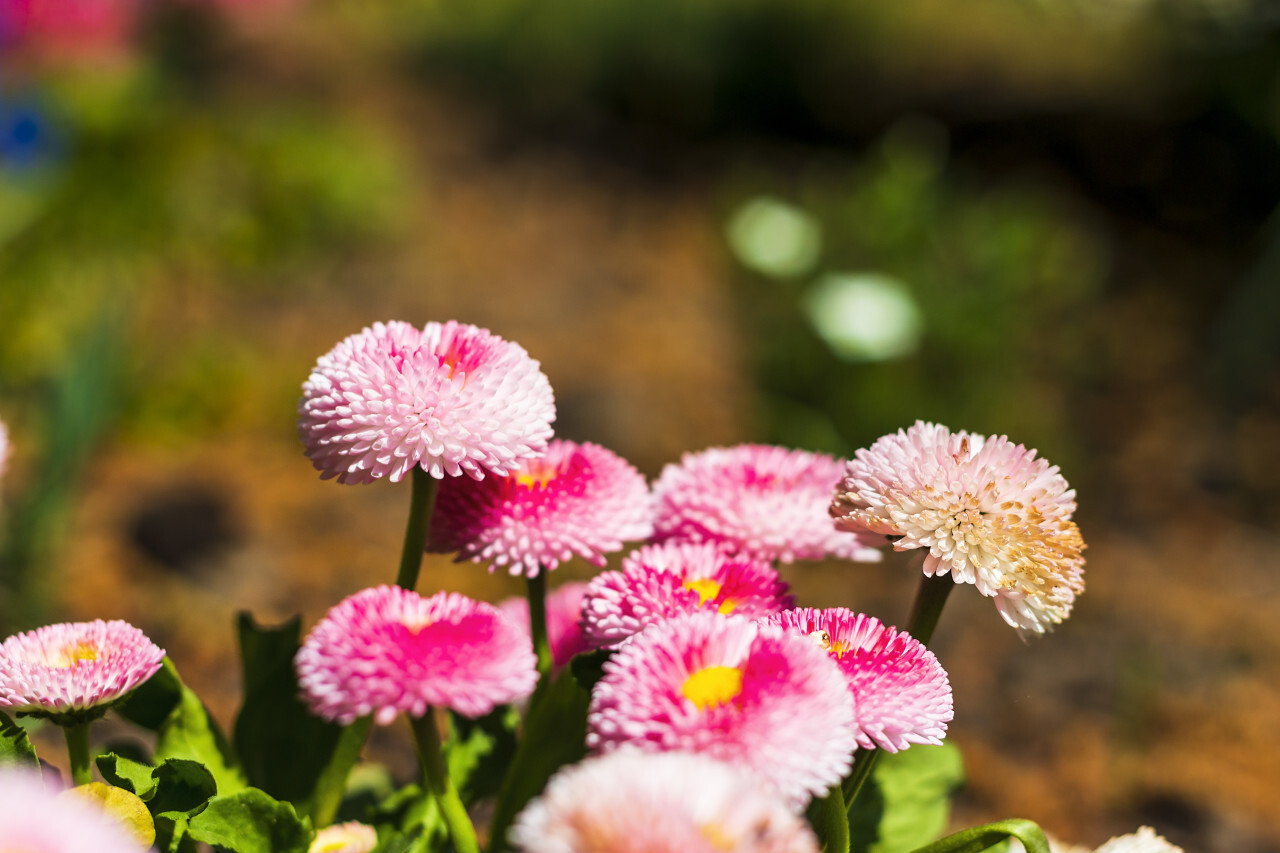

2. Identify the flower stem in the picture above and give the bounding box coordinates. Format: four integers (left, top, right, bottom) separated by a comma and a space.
410, 711, 480, 853
395, 467, 440, 591
308, 715, 373, 828
905, 572, 954, 647
808, 782, 850, 853
64, 722, 92, 786
841, 747, 880, 814
527, 572, 553, 684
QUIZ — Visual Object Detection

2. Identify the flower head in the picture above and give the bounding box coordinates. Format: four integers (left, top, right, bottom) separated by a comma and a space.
0, 768, 146, 853
0, 620, 164, 723
1093, 828, 1182, 853
498, 581, 590, 668
0, 416, 9, 483
296, 586, 538, 725
831, 421, 1085, 634
652, 445, 883, 564
429, 440, 651, 577
765, 608, 952, 752
310, 821, 379, 853
587, 610, 856, 807
299, 320, 555, 484
511, 750, 819, 853
581, 542, 793, 649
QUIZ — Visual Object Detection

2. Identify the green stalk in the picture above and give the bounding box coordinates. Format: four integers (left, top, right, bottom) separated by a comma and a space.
395, 467, 440, 591
527, 572, 553, 684
808, 782, 850, 853
410, 711, 480, 853
307, 716, 373, 828
841, 747, 880, 814
64, 722, 92, 786
905, 572, 954, 647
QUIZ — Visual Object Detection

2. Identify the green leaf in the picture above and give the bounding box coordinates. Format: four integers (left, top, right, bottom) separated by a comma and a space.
849, 742, 964, 853
808, 783, 851, 853
909, 819, 1050, 853
233, 613, 344, 806
187, 788, 313, 853
488, 668, 590, 853
446, 705, 519, 805
568, 649, 613, 692
116, 657, 185, 731
97, 753, 158, 799
149, 759, 218, 817
154, 676, 246, 797
0, 711, 39, 770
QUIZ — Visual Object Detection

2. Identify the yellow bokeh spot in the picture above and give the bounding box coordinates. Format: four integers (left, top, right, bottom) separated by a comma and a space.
699, 823, 737, 851
682, 666, 744, 710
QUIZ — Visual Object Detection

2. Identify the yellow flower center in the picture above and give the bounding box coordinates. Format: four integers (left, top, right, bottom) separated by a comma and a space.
682, 578, 737, 614
45, 642, 99, 668
682, 666, 744, 710
699, 823, 737, 851
513, 460, 558, 489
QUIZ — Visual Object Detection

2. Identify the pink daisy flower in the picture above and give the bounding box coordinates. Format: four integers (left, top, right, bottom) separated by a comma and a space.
428, 440, 651, 576
498, 581, 590, 668
652, 445, 883, 564
0, 620, 165, 721
511, 750, 820, 853
0, 768, 144, 853
581, 542, 793, 649
586, 610, 856, 806
309, 821, 379, 853
296, 585, 538, 725
831, 421, 1086, 634
0, 0, 140, 63
764, 608, 952, 752
298, 320, 556, 485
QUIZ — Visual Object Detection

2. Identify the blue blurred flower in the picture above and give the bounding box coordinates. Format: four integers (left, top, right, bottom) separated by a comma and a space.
0, 94, 62, 173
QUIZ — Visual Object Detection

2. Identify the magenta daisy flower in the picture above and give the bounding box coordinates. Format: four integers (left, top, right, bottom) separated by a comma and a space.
511, 750, 819, 853
581, 542, 793, 649
310, 821, 379, 853
764, 608, 952, 752
831, 421, 1086, 634
0, 620, 164, 722
0, 768, 144, 853
296, 585, 538, 725
428, 440, 652, 577
586, 610, 856, 806
498, 581, 590, 668
652, 445, 883, 564
299, 320, 556, 484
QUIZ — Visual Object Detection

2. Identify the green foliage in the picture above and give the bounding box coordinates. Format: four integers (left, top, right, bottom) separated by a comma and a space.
446, 705, 520, 805
808, 784, 851, 853
909, 819, 1051, 853
849, 743, 965, 853
0, 711, 38, 770
95, 753, 218, 853
186, 789, 313, 853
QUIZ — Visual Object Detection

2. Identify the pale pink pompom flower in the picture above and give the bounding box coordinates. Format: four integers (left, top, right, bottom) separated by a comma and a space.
581, 541, 793, 649
831, 421, 1086, 634
429, 440, 651, 577
498, 581, 590, 668
587, 610, 857, 807
652, 445, 883, 564
299, 320, 555, 485
0, 768, 145, 853
0, 620, 165, 721
309, 821, 379, 853
511, 750, 820, 853
764, 608, 952, 752
296, 586, 538, 725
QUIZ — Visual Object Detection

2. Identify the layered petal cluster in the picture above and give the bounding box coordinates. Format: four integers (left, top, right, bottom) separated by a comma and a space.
587, 611, 856, 806
429, 440, 651, 576
296, 586, 538, 724
832, 421, 1086, 634
0, 620, 164, 721
299, 320, 555, 484
310, 821, 379, 853
499, 581, 591, 668
765, 608, 952, 752
0, 768, 145, 853
511, 750, 819, 853
581, 542, 793, 649
652, 445, 883, 563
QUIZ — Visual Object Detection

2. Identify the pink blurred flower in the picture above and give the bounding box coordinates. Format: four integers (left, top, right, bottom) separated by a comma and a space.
0, 768, 143, 853
299, 320, 555, 485
831, 421, 1086, 634
511, 750, 820, 853
764, 607, 952, 752
586, 611, 856, 807
581, 541, 793, 649
309, 821, 378, 853
428, 440, 651, 577
0, 417, 9, 483
296, 585, 538, 725
0, 0, 140, 64
498, 581, 590, 668
652, 445, 883, 564
0, 620, 164, 721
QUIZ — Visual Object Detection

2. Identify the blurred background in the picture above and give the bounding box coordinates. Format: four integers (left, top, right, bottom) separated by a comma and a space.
1, 0, 1279, 849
